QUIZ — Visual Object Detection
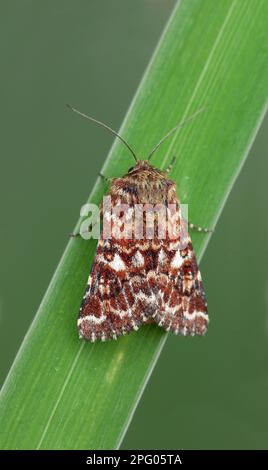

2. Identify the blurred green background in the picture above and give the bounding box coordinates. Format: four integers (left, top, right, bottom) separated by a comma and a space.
1, 0, 268, 449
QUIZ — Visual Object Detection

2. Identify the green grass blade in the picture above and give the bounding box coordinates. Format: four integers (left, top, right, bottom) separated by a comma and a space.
1, 0, 268, 450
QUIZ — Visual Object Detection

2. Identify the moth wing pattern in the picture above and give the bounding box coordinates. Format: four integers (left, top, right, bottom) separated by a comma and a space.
78, 205, 157, 341
151, 237, 208, 336
77, 160, 209, 341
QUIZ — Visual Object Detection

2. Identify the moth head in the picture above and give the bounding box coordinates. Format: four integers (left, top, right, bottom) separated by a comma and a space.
127, 160, 153, 174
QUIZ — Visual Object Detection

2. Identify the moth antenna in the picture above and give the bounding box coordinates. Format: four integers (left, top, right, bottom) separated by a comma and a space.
147, 107, 206, 161
66, 104, 138, 162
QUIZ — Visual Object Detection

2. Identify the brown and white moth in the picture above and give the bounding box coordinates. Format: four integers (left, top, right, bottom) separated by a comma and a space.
69, 106, 209, 342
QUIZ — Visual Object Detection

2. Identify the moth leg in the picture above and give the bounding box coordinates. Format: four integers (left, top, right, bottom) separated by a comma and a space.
164, 156, 176, 174
69, 228, 92, 238
70, 232, 80, 238
189, 222, 213, 233
99, 172, 112, 183
70, 204, 103, 238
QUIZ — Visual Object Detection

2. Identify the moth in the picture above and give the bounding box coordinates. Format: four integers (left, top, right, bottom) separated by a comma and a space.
68, 106, 209, 342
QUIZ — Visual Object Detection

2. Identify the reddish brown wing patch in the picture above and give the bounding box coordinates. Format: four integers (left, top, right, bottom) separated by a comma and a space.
78, 237, 157, 341
151, 238, 208, 336
78, 236, 208, 341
